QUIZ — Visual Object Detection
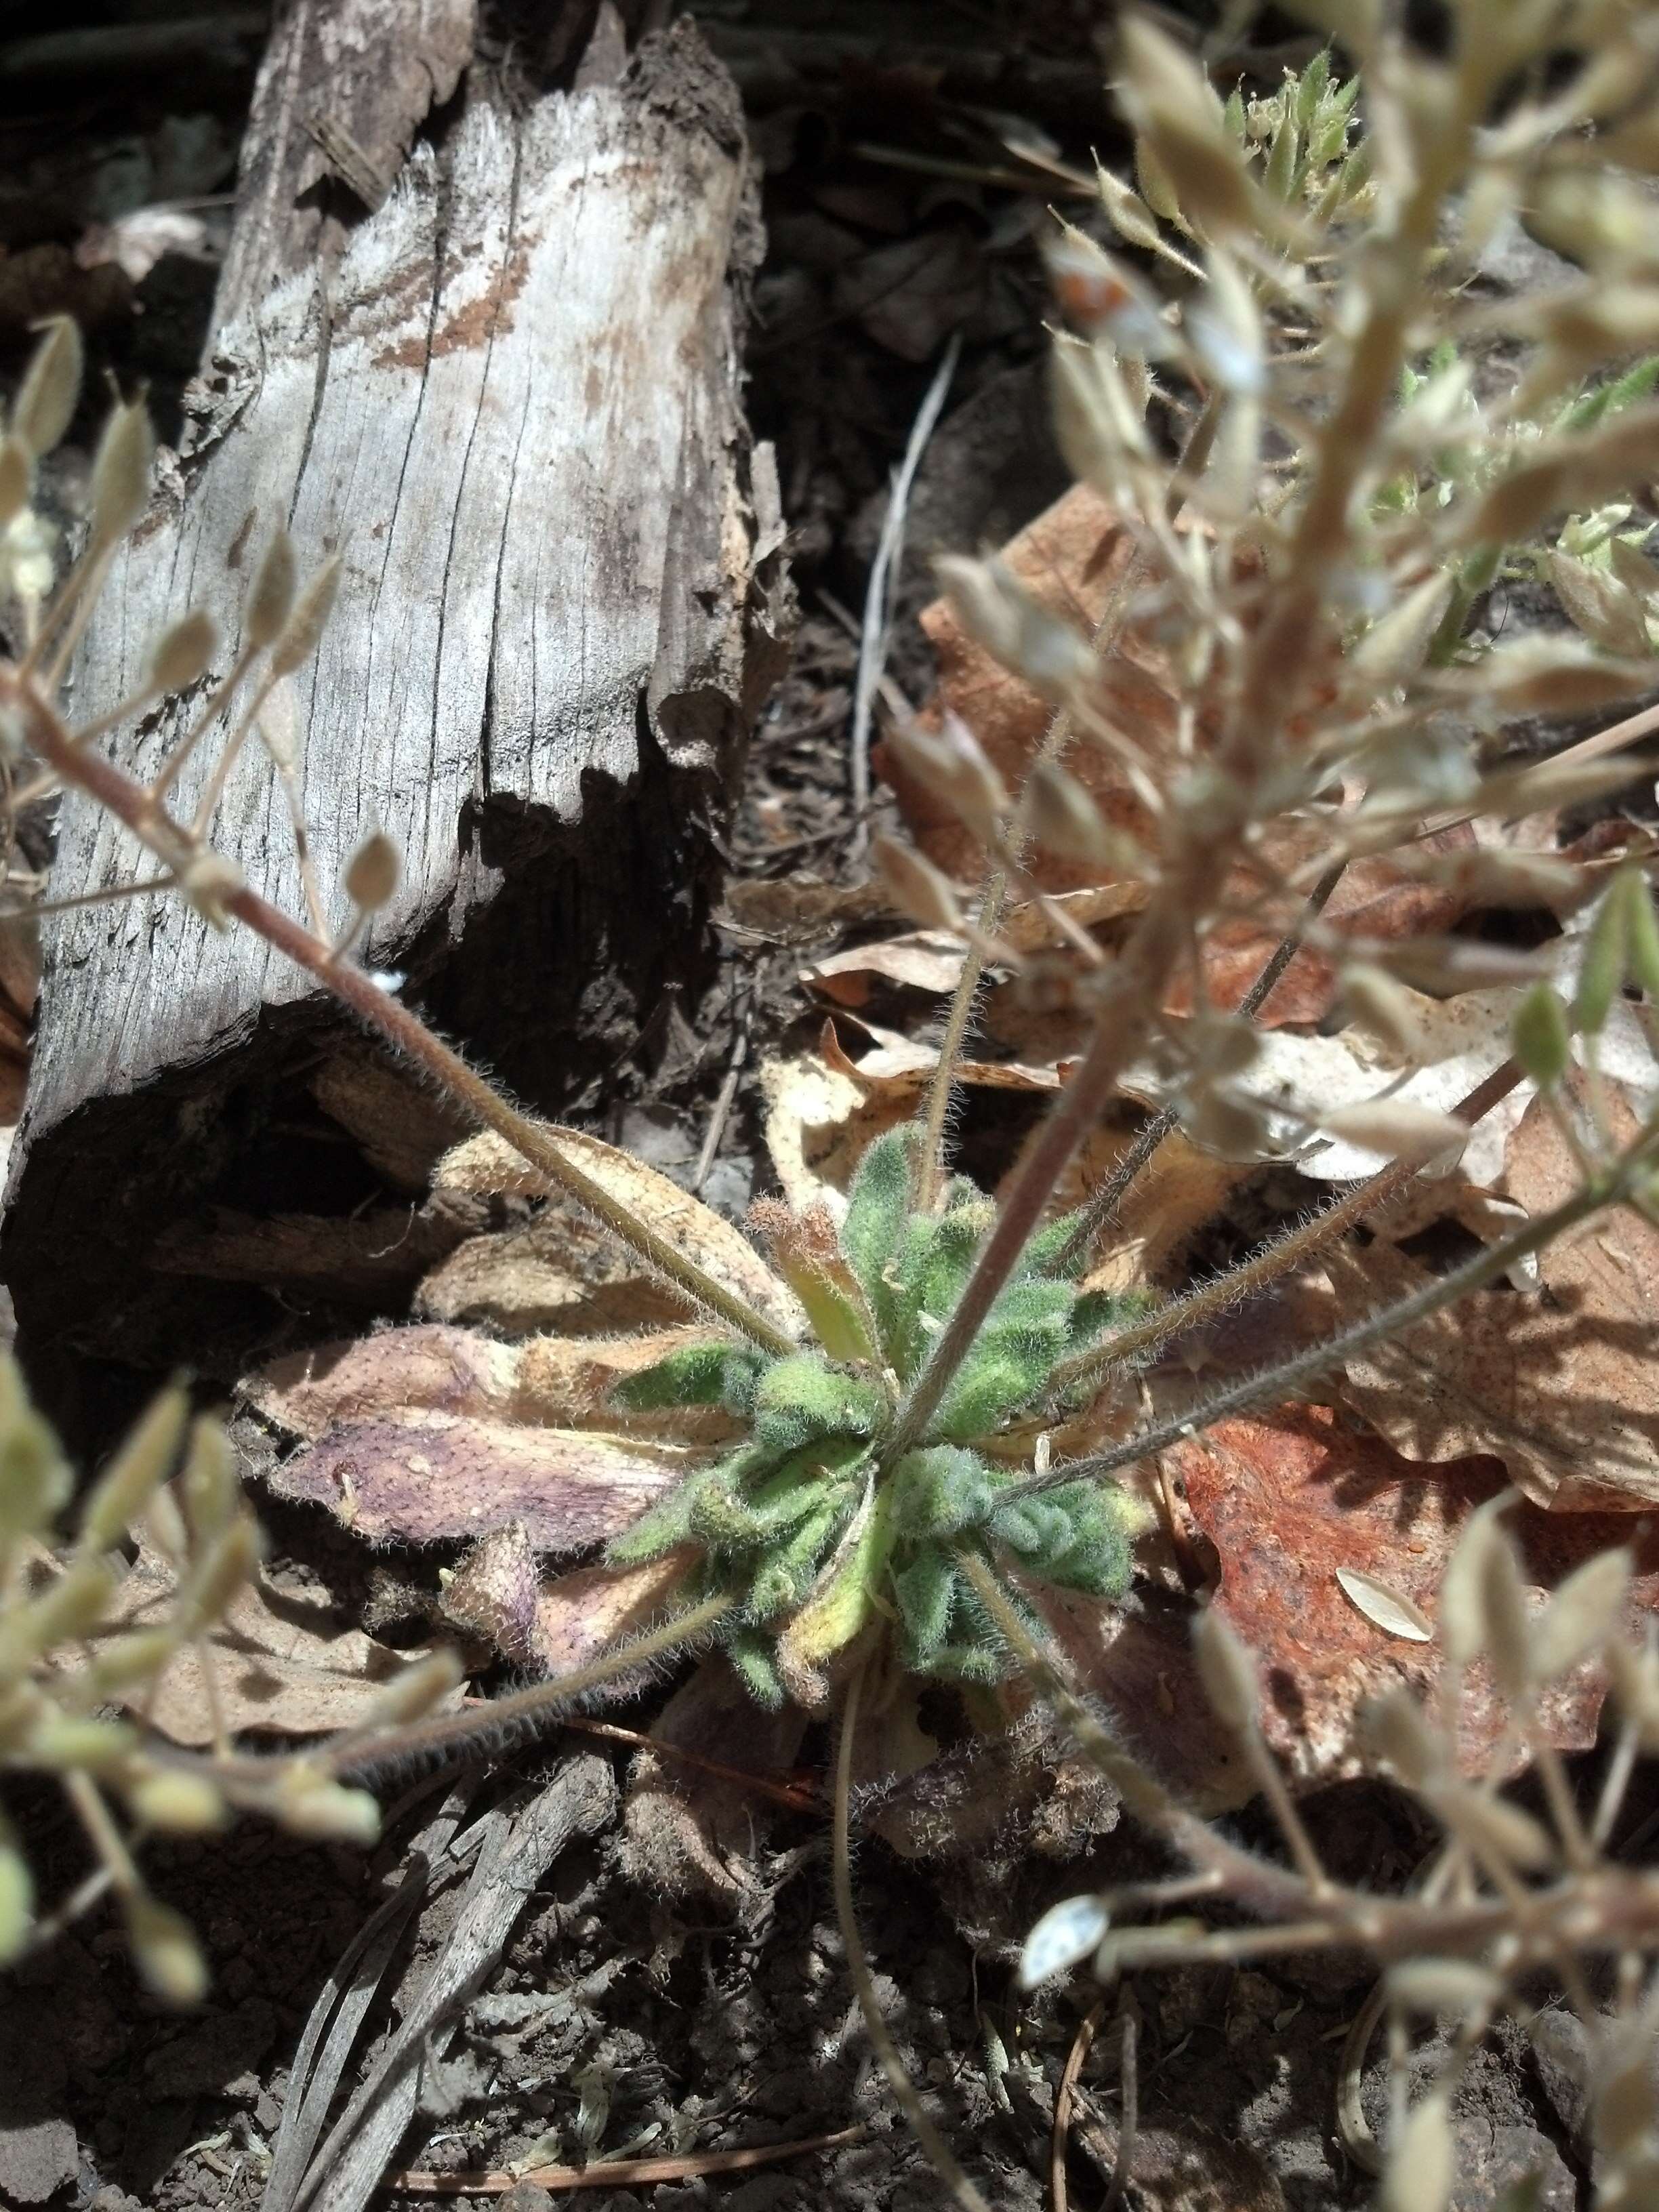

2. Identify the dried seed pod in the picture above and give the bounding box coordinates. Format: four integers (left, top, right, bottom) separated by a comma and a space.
1462, 406, 1659, 543
1477, 1525, 1534, 1700
269, 556, 342, 678
0, 1360, 73, 1540
344, 830, 401, 914
872, 836, 964, 934
245, 530, 297, 649
1185, 248, 1265, 397
1191, 1605, 1258, 1734
89, 401, 155, 544
1451, 638, 1653, 716
1352, 572, 1454, 680
1026, 761, 1121, 865
5, 1556, 117, 1660
1607, 1635, 1659, 1746
1316, 1100, 1468, 1165
1094, 161, 1165, 255
886, 710, 1010, 842
272, 1771, 382, 1845
178, 1517, 260, 1633
179, 1418, 239, 1542
1361, 1687, 1441, 1790
1532, 1548, 1631, 1681
1441, 1784, 1555, 1872
1574, 871, 1633, 1036
1116, 14, 1258, 239
1385, 1960, 1502, 2018
1046, 231, 1172, 355
123, 1893, 208, 2006
26, 1715, 135, 1774
255, 676, 301, 769
1050, 340, 1155, 504
935, 554, 1096, 697
148, 609, 218, 696
10, 316, 83, 461
179, 853, 245, 932
356, 1650, 464, 1728
1511, 983, 1572, 1088
1477, 754, 1647, 819
1439, 1494, 1511, 1667
0, 1843, 33, 1965
1626, 874, 1659, 1001
0, 439, 30, 530
78, 1386, 189, 1552
125, 1769, 227, 1835
1340, 964, 1429, 1059
1547, 550, 1652, 657
1608, 534, 1659, 602
1380, 2091, 1454, 2212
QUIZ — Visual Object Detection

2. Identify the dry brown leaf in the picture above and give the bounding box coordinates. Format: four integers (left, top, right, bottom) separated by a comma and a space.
417, 1211, 692, 1336
1043, 1121, 1246, 1294
308, 1048, 472, 1193
877, 485, 1175, 890
520, 1549, 697, 1677
434, 1128, 802, 1338
622, 1657, 811, 1902
1335, 1085, 1659, 1509
801, 930, 966, 1006
75, 1543, 460, 1746
265, 1411, 695, 1552
1168, 1408, 1659, 1784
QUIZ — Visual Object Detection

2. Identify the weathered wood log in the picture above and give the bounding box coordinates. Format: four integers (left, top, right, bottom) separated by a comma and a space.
3, 0, 790, 1394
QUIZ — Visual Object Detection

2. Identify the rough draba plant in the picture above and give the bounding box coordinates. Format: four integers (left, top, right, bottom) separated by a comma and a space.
4, 0, 1659, 2200
600, 1127, 1139, 1708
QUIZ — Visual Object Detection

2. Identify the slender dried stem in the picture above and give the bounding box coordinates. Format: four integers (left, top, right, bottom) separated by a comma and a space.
886, 899, 1189, 1462
832, 1658, 994, 2212
1052, 861, 1348, 1273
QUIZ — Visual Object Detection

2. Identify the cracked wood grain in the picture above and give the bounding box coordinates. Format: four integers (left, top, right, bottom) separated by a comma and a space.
5, 7, 789, 1382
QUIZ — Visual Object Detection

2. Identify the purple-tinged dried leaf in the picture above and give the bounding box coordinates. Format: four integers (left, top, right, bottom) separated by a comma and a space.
266, 1410, 696, 1551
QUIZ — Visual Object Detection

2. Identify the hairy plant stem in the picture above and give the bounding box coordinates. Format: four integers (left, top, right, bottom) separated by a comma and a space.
289, 1590, 732, 1787
916, 396, 1223, 1211
832, 1658, 993, 2212
1008, 1129, 1658, 1505
886, 899, 1189, 1464
1051, 859, 1348, 1273
1049, 1057, 1523, 1399
5, 672, 795, 1359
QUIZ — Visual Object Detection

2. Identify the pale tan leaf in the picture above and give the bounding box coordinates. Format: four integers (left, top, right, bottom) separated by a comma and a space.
433, 1126, 801, 1337
74, 1546, 462, 1745
1334, 1082, 1659, 1509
